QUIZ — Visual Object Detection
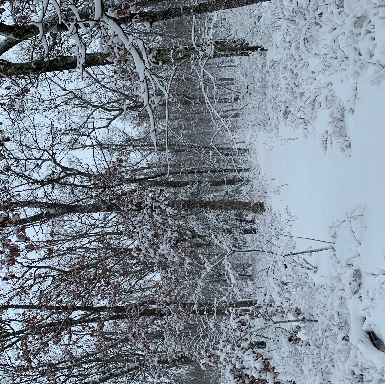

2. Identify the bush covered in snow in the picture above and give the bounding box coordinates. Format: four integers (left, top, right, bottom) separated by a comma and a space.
211, 0, 385, 153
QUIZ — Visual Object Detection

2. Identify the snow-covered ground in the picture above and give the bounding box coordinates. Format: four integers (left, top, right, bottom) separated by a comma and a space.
255, 66, 385, 383
218, 0, 385, 382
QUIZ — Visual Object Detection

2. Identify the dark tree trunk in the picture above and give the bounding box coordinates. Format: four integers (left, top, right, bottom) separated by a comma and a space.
1, 43, 265, 76
121, 0, 271, 24
178, 200, 265, 213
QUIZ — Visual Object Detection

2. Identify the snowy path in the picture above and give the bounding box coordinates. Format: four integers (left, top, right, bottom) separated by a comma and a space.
252, 29, 385, 384
258, 72, 385, 276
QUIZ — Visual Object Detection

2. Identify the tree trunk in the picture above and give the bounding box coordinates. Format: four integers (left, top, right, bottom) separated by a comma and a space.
0, 300, 259, 315
1, 43, 265, 76
11, 198, 264, 226
178, 200, 264, 213
0, 53, 110, 76
120, 0, 271, 24
151, 43, 266, 65
147, 176, 246, 188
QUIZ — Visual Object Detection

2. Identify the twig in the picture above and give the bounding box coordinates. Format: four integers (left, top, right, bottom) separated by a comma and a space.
282, 246, 333, 257
279, 233, 334, 244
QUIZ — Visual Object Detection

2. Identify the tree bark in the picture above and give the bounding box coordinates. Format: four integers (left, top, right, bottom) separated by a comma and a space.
0, 300, 259, 314
0, 24, 40, 56
118, 0, 270, 24
151, 43, 266, 65
178, 200, 265, 213
0, 43, 265, 76
11, 198, 264, 226
0, 52, 110, 76
147, 176, 246, 188
0, 300, 261, 340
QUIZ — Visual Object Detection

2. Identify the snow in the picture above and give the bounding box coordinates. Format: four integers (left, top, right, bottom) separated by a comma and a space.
219, 0, 385, 381
262, 42, 385, 384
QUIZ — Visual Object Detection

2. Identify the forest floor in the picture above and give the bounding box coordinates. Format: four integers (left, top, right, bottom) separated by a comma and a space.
218, 0, 385, 382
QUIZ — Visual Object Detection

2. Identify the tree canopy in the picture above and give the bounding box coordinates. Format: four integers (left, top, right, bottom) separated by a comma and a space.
0, 1, 272, 383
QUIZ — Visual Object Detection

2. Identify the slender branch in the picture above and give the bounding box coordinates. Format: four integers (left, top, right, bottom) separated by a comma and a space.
279, 233, 334, 244
282, 246, 333, 257
273, 319, 318, 324
232, 246, 334, 257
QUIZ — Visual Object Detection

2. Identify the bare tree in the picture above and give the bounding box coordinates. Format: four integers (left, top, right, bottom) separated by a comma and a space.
0, 155, 197, 382
0, 1, 272, 382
